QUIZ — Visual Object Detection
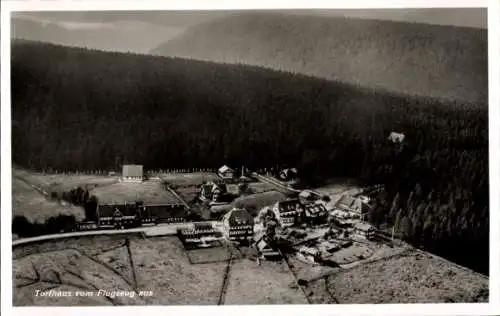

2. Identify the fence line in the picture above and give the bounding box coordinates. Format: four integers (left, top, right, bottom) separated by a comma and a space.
34, 168, 219, 176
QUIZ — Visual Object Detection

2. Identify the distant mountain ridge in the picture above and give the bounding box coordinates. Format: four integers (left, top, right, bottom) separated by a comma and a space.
150, 13, 487, 103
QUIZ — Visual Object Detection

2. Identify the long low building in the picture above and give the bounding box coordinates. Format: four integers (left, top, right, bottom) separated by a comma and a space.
96, 202, 188, 228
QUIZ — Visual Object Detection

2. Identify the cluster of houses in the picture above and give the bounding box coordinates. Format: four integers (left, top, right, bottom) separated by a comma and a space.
253, 191, 377, 262
88, 162, 378, 266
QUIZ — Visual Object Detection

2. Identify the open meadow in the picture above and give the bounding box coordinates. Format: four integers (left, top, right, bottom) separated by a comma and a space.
230, 190, 289, 216
13, 168, 119, 193
305, 250, 489, 304
12, 232, 489, 305
224, 259, 309, 305
90, 181, 180, 205
12, 176, 85, 223
129, 236, 226, 305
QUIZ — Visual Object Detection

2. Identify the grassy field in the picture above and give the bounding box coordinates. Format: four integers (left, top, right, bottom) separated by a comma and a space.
247, 182, 276, 194
12, 176, 85, 223
129, 236, 226, 305
224, 259, 309, 304
90, 181, 180, 205
185, 246, 239, 264
14, 168, 119, 192
306, 250, 489, 304
327, 242, 374, 265
13, 235, 143, 306
13, 234, 488, 305
161, 173, 219, 187
230, 190, 289, 216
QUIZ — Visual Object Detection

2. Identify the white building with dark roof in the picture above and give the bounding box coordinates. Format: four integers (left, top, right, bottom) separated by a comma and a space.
218, 165, 235, 180
122, 164, 143, 183
272, 199, 302, 227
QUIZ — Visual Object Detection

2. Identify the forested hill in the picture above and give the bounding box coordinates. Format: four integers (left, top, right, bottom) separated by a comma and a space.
12, 40, 488, 274
150, 13, 487, 104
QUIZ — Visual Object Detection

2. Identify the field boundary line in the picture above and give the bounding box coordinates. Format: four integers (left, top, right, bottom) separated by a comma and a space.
217, 246, 234, 305
126, 237, 139, 289
278, 249, 312, 304
163, 183, 191, 210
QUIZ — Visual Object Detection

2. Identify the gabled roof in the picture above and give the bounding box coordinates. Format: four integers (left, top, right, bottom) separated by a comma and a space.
218, 165, 234, 173
274, 199, 300, 214
255, 236, 275, 252
98, 204, 138, 218
299, 190, 313, 199
122, 164, 143, 178
223, 208, 254, 226
304, 203, 327, 217
388, 132, 406, 143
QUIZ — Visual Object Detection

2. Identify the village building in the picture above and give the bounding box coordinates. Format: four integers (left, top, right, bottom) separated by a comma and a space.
255, 236, 281, 259
222, 207, 254, 242
271, 199, 302, 227
178, 222, 222, 247
334, 195, 372, 220
279, 168, 298, 181
122, 164, 144, 183
388, 132, 406, 143
353, 222, 376, 240
298, 190, 319, 204
218, 165, 235, 180
302, 202, 328, 226
200, 181, 227, 202
143, 203, 187, 223
97, 203, 141, 228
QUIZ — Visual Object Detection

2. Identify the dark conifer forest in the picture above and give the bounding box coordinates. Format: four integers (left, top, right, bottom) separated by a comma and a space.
11, 40, 489, 274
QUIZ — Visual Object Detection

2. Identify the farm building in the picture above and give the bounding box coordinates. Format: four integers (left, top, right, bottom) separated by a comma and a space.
298, 190, 319, 204
97, 203, 141, 228
334, 195, 372, 220
388, 131, 406, 143
144, 204, 187, 223
222, 208, 254, 242
255, 236, 281, 259
178, 222, 222, 246
200, 181, 227, 202
353, 222, 376, 240
218, 165, 235, 180
279, 168, 298, 181
272, 199, 303, 227
122, 164, 144, 183
302, 202, 328, 226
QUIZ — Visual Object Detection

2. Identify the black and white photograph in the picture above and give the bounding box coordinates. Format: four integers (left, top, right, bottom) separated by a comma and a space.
1, 2, 498, 313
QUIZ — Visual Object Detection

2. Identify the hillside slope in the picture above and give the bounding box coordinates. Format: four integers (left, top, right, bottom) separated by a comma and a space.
150, 13, 487, 103
11, 41, 488, 274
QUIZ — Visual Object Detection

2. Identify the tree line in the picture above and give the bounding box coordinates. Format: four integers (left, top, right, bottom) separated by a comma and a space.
11, 40, 488, 274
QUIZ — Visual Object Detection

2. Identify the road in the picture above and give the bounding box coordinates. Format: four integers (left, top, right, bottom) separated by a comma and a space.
12, 221, 222, 246
252, 172, 300, 194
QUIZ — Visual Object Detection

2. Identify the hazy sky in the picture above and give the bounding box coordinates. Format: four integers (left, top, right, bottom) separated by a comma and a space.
11, 9, 487, 53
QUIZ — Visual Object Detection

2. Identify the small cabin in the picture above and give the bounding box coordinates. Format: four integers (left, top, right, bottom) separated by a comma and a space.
122, 164, 144, 183
353, 222, 376, 240
388, 132, 406, 143
218, 165, 235, 180
255, 236, 281, 259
